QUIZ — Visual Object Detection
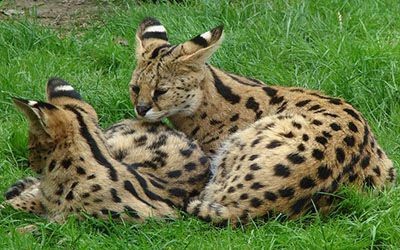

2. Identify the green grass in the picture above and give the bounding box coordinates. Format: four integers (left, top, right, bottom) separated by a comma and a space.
0, 0, 399, 249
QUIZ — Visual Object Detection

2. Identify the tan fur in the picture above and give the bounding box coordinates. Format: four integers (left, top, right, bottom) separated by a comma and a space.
3, 78, 210, 222
129, 18, 396, 224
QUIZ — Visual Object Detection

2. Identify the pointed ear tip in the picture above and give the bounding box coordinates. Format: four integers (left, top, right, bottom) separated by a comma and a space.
139, 16, 163, 29
12, 96, 28, 105
142, 16, 160, 23
212, 25, 225, 37
47, 77, 70, 88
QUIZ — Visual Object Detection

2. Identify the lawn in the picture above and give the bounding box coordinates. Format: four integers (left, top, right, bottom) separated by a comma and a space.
0, 0, 399, 249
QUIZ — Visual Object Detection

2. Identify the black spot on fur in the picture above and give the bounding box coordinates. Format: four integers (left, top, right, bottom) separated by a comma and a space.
262, 86, 277, 97
66, 191, 74, 201
199, 156, 208, 165
373, 166, 381, 176
168, 188, 187, 197
124, 206, 140, 219
76, 166, 86, 175
281, 132, 294, 138
110, 188, 122, 203
279, 187, 295, 198
228, 125, 239, 134
329, 98, 342, 105
210, 119, 222, 125
364, 176, 375, 188
249, 155, 259, 161
330, 123, 341, 131
349, 174, 358, 182
312, 120, 323, 126
149, 135, 167, 149
292, 121, 302, 129
312, 149, 324, 160
48, 160, 56, 172
300, 177, 316, 189
246, 97, 260, 114
115, 149, 128, 161
250, 163, 261, 171
336, 148, 345, 163
87, 174, 96, 180
295, 99, 311, 107
308, 105, 321, 111
264, 191, 277, 201
251, 182, 265, 190
134, 135, 148, 146
240, 193, 248, 200
190, 126, 200, 136
101, 209, 120, 219
209, 67, 241, 104
297, 144, 306, 151
287, 153, 305, 164
269, 96, 284, 105
55, 184, 64, 196
348, 122, 358, 133
361, 155, 370, 169
180, 148, 193, 157
317, 165, 332, 180
61, 158, 72, 169
230, 113, 239, 122
343, 108, 361, 121
344, 136, 355, 147
82, 193, 90, 198
184, 162, 197, 171
292, 197, 308, 214
323, 131, 332, 138
302, 134, 309, 141
315, 136, 328, 146
244, 173, 254, 181
323, 113, 339, 118
91, 184, 102, 192
266, 140, 282, 149
167, 170, 182, 178
250, 198, 262, 208
274, 164, 291, 177
251, 138, 261, 147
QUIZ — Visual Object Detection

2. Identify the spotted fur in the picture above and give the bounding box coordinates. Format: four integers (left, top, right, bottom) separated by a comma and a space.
3, 77, 210, 222
129, 17, 396, 224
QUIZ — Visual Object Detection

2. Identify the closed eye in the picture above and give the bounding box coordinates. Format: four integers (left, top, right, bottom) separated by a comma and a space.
131, 85, 140, 94
153, 89, 168, 100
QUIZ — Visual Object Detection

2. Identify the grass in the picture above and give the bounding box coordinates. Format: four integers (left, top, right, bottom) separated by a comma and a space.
0, 0, 399, 249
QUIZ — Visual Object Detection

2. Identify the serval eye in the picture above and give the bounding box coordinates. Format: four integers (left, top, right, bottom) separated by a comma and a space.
132, 85, 140, 94
153, 89, 168, 99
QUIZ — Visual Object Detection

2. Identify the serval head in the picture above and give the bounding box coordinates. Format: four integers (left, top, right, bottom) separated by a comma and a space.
130, 17, 224, 121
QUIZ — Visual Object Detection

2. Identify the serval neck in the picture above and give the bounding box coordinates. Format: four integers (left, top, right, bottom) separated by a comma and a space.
46, 105, 123, 182
168, 65, 267, 154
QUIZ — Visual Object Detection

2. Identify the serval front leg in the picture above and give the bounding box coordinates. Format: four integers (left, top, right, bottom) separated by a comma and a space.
3, 177, 46, 216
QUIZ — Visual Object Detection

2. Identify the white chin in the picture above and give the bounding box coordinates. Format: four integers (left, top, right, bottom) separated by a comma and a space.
137, 109, 167, 121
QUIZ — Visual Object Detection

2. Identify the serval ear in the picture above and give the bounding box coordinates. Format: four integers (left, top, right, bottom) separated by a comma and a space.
135, 17, 170, 60
178, 25, 224, 64
46, 77, 82, 102
13, 97, 57, 137
46, 77, 98, 121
